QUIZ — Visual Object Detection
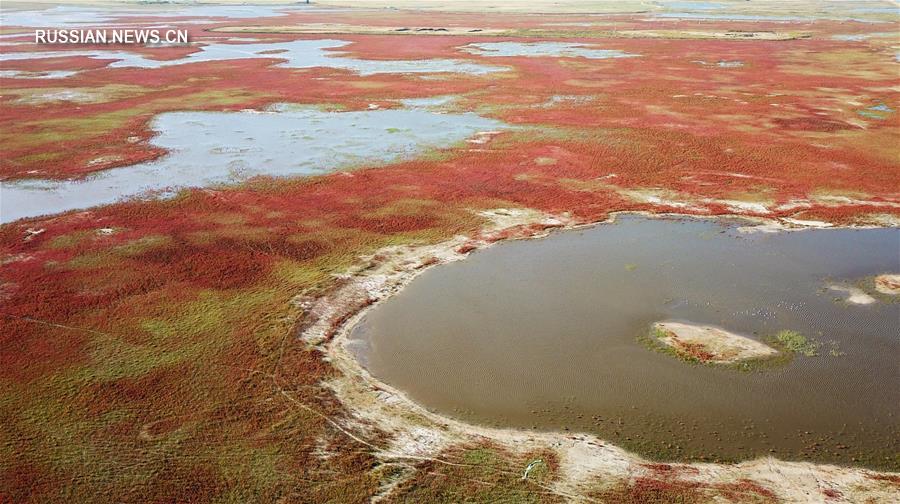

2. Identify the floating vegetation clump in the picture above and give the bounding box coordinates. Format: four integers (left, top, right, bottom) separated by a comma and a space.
770, 330, 820, 357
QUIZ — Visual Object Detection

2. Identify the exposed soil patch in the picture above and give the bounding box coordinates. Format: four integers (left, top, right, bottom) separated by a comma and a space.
828, 284, 877, 305
875, 274, 900, 296
651, 321, 778, 364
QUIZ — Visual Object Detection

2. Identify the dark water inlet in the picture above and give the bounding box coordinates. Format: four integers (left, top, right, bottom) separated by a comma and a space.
350, 215, 900, 469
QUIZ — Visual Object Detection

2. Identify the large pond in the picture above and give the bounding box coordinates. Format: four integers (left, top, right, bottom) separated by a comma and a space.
0, 105, 504, 223
350, 215, 900, 469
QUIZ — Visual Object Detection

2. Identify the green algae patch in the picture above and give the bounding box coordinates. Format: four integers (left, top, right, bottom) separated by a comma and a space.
769, 330, 820, 357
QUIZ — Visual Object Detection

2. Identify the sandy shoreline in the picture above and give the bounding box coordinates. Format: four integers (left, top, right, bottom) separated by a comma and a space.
298, 207, 900, 501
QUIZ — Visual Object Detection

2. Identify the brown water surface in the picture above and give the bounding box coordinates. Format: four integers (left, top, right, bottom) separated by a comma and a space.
349, 216, 900, 469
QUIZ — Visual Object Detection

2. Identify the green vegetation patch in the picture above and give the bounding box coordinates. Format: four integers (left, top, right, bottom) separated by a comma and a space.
12, 151, 66, 165
113, 234, 173, 257
769, 330, 820, 357
2, 88, 271, 153
388, 445, 557, 503
47, 230, 95, 250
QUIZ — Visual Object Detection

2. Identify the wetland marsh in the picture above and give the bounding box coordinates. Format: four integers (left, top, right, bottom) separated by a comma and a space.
1, 106, 505, 222
3, 0, 899, 500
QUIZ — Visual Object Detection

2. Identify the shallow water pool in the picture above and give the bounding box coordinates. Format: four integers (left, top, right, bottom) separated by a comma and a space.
350, 215, 900, 468
1, 106, 505, 223
461, 42, 637, 59
0, 39, 503, 77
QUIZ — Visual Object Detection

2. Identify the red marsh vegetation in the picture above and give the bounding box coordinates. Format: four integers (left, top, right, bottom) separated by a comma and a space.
1, 7, 898, 502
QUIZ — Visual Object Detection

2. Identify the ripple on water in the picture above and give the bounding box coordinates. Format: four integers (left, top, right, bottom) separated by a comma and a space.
352, 215, 900, 469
